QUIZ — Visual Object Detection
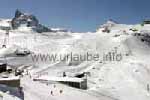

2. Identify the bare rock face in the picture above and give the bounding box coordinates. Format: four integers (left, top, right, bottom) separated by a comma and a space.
12, 9, 39, 29
134, 32, 150, 45
15, 9, 23, 18
11, 9, 51, 33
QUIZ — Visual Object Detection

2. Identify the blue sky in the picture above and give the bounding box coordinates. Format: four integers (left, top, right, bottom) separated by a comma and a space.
0, 0, 150, 32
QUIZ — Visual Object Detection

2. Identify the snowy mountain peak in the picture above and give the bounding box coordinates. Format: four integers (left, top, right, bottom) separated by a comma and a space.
101, 19, 118, 28
11, 9, 52, 33
15, 9, 24, 18
106, 19, 117, 24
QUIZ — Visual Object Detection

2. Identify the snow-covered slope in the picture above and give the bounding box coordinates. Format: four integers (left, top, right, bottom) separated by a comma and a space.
0, 13, 150, 100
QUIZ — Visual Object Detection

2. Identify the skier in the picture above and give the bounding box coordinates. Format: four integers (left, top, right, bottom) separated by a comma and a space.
50, 91, 53, 96
60, 90, 63, 94
26, 69, 29, 75
46, 83, 48, 86
63, 72, 66, 77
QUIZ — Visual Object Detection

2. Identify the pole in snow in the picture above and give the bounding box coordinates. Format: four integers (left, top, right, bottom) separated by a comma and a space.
147, 84, 150, 92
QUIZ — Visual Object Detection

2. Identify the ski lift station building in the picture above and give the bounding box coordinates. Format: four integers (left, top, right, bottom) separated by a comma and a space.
34, 76, 87, 90
0, 63, 7, 73
142, 20, 150, 25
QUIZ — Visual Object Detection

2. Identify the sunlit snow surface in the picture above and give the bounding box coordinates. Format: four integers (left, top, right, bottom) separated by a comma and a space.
0, 20, 150, 100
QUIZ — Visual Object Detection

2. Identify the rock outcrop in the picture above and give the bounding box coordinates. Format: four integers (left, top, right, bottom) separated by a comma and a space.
11, 9, 52, 33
